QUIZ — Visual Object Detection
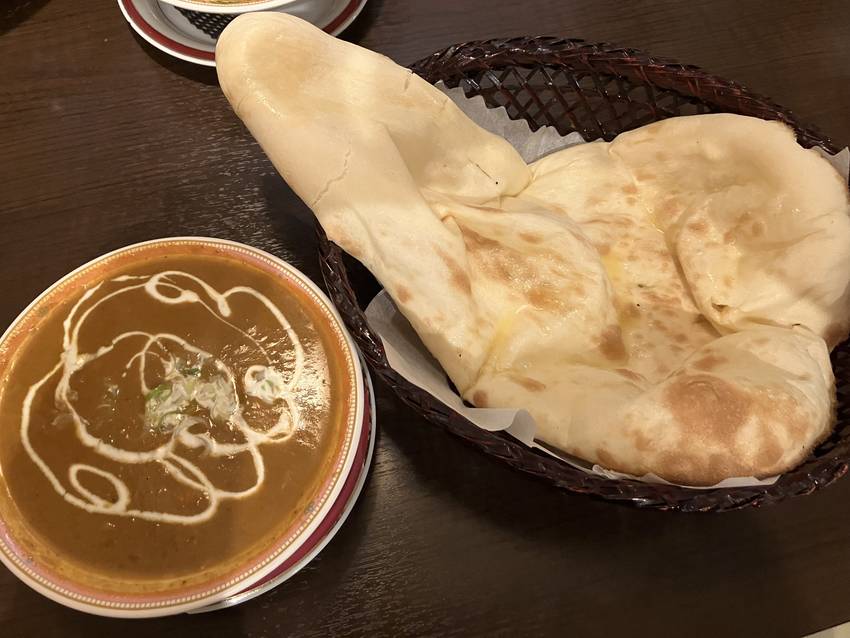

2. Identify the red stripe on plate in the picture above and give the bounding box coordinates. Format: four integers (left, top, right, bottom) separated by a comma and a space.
324, 0, 362, 34
122, 0, 365, 65
122, 0, 216, 61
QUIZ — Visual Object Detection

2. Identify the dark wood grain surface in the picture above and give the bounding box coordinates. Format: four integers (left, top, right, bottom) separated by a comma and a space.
3, 1, 850, 636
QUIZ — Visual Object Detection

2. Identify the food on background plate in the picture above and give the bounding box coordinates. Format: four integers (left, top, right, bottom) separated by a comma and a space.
216, 13, 850, 485
0, 240, 358, 598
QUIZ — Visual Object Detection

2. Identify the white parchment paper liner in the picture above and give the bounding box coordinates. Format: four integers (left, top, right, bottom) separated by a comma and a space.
363, 82, 850, 489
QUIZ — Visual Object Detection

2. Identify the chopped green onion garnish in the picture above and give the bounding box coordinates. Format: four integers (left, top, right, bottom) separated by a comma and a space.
146, 383, 170, 402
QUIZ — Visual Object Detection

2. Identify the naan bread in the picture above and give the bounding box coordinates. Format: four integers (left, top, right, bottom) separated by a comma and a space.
473, 327, 833, 484
217, 13, 525, 390
520, 142, 720, 382
217, 12, 626, 394
609, 115, 850, 347
217, 13, 846, 485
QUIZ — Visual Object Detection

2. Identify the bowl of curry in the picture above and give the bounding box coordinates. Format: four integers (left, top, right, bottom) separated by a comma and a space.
0, 237, 367, 616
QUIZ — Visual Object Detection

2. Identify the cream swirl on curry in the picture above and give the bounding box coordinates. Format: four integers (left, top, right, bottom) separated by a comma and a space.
21, 270, 308, 525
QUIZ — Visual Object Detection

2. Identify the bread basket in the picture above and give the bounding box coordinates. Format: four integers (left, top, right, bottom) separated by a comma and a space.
317, 36, 850, 511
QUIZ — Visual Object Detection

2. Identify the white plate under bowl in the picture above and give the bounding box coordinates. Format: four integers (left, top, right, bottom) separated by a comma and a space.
117, 0, 368, 67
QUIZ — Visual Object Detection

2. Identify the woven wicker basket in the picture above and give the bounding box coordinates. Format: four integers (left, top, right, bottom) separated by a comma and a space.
317, 36, 850, 511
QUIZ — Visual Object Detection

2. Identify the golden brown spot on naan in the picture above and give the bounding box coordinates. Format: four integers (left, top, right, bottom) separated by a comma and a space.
723, 275, 734, 287
645, 291, 678, 306
610, 217, 636, 229
615, 368, 643, 383
754, 429, 784, 469
598, 244, 611, 255
527, 285, 564, 311
654, 451, 704, 485
334, 229, 366, 260
723, 230, 735, 244
599, 326, 627, 361
769, 395, 809, 444
519, 232, 544, 244
659, 198, 681, 218
665, 374, 751, 442
585, 195, 604, 207
694, 315, 714, 330
436, 247, 471, 295
461, 230, 513, 282
621, 184, 638, 195
706, 454, 735, 482
672, 333, 689, 344
634, 170, 655, 182
547, 253, 572, 270
395, 286, 412, 303
595, 448, 617, 469
687, 220, 708, 235
629, 428, 652, 452
626, 196, 638, 205
753, 337, 769, 346
750, 221, 766, 238
463, 228, 500, 250
509, 374, 547, 392
463, 225, 572, 312
655, 151, 668, 161
692, 354, 728, 371
472, 390, 488, 407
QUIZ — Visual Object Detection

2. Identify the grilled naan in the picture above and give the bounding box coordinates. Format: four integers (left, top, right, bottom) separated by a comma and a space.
217, 13, 848, 485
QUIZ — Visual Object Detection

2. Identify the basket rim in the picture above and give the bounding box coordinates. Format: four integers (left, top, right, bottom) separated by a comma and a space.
412, 34, 839, 153
318, 35, 850, 512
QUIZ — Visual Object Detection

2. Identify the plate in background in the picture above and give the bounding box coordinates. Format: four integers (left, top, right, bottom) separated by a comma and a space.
117, 0, 367, 66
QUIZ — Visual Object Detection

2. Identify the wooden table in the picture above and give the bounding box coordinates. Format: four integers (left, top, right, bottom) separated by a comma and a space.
3, 0, 850, 636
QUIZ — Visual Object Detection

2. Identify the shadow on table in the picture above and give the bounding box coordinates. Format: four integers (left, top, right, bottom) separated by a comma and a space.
128, 29, 219, 86
1, 0, 50, 35
339, 0, 383, 45
380, 400, 828, 635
